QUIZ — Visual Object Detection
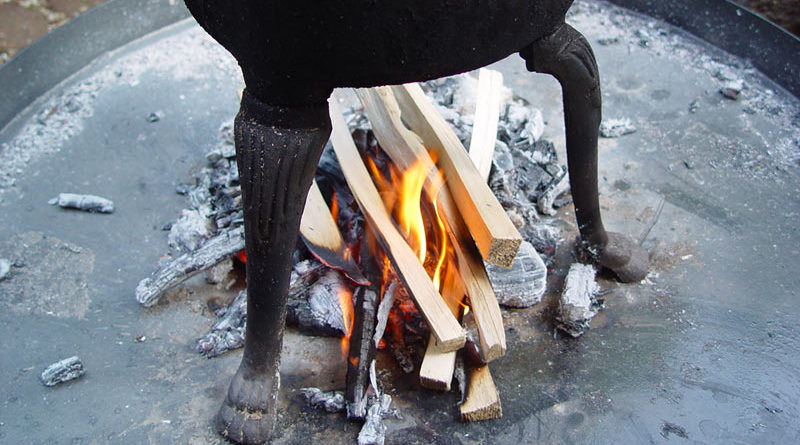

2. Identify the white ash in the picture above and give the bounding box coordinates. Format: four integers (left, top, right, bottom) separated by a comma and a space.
557, 263, 603, 338
537, 172, 571, 217
168, 208, 215, 252
300, 388, 346, 413
486, 241, 547, 308
48, 193, 114, 213
357, 361, 393, 445
599, 118, 637, 138
41, 356, 85, 387
197, 290, 247, 357
0, 258, 10, 281
0, 26, 237, 196
204, 257, 233, 285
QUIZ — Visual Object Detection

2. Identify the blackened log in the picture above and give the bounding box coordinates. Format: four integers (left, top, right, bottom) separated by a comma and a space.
346, 286, 379, 419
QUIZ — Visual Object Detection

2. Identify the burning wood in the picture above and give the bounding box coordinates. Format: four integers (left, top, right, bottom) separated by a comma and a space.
328, 98, 466, 351
390, 83, 522, 268
353, 87, 506, 362
346, 286, 379, 419
301, 179, 369, 285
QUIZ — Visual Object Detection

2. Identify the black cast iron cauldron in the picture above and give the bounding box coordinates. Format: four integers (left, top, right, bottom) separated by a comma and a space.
184, 1, 649, 443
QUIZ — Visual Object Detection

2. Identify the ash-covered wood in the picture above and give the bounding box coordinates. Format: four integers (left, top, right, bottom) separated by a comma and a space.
49, 193, 114, 213
135, 226, 245, 307
197, 290, 247, 357
287, 268, 351, 337
557, 263, 603, 338
346, 286, 379, 419
485, 241, 547, 308
300, 388, 346, 413
41, 356, 85, 387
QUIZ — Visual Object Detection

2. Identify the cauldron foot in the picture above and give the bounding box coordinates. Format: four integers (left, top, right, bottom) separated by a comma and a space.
579, 232, 650, 282
216, 366, 279, 445
217, 91, 331, 444
521, 24, 650, 282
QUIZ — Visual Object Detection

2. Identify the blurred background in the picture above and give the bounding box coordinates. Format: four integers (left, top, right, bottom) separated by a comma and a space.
0, 0, 798, 66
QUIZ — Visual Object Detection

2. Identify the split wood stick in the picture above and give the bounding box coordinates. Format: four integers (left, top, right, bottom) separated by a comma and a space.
300, 179, 368, 285
468, 69, 504, 181
328, 98, 465, 351
353, 87, 506, 361
419, 268, 465, 390
460, 364, 502, 421
391, 83, 521, 268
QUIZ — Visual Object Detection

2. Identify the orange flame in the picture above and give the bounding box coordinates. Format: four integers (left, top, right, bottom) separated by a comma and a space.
338, 286, 354, 360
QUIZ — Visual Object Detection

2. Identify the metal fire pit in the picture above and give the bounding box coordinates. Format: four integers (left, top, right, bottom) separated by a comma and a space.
1, 0, 799, 443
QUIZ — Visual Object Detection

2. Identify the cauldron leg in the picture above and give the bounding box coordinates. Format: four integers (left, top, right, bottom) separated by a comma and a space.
216, 91, 331, 444
521, 24, 649, 282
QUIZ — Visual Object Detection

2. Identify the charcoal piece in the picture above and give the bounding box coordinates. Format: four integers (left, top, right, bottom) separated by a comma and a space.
454, 355, 467, 404
197, 290, 247, 357
48, 193, 114, 213
136, 226, 245, 307
146, 111, 162, 123
372, 281, 398, 348
0, 258, 10, 281
557, 263, 602, 338
661, 422, 689, 439
300, 388, 346, 413
599, 118, 637, 138
41, 356, 85, 387
486, 241, 547, 308
168, 208, 214, 252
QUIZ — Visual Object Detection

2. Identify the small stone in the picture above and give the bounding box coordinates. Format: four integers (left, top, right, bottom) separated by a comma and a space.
0, 258, 10, 281
41, 356, 85, 387
135, 335, 147, 343
600, 118, 637, 138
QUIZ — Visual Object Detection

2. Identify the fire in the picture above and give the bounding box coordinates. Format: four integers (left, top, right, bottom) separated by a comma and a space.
364, 151, 453, 292
338, 286, 354, 360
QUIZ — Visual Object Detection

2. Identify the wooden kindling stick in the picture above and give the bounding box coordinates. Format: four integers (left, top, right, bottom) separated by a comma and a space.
390, 82, 521, 268
352, 87, 506, 363
300, 179, 368, 285
328, 98, 466, 351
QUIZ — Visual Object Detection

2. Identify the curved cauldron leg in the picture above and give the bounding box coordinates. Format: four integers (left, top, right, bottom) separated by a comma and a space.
216, 91, 331, 444
520, 24, 649, 282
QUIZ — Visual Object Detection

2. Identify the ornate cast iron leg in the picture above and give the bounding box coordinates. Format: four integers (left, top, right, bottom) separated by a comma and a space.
216, 91, 331, 444
520, 24, 649, 282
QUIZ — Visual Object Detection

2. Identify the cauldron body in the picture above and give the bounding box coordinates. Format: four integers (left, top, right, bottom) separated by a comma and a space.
183, 1, 649, 443
186, 0, 573, 103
